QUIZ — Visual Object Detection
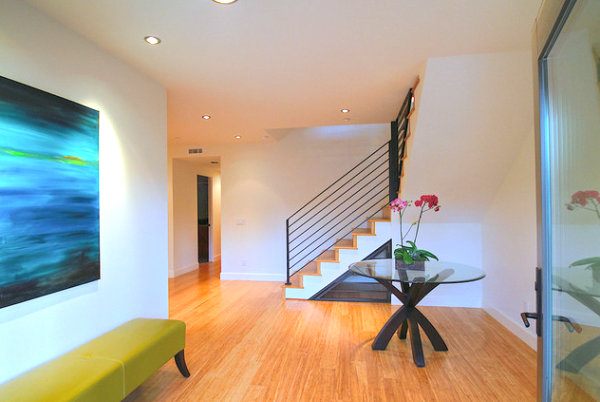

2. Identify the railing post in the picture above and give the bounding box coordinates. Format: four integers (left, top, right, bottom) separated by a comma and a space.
285, 219, 291, 285
389, 120, 399, 202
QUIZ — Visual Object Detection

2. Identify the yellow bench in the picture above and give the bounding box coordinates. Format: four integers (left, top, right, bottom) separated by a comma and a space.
0, 318, 190, 401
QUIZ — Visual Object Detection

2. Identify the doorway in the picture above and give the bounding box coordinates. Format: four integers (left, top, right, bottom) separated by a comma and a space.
197, 175, 209, 263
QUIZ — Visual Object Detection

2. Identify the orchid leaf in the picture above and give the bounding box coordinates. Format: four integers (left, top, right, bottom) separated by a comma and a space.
418, 250, 439, 261
569, 257, 600, 267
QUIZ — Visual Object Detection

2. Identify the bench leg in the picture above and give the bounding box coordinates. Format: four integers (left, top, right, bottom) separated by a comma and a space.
174, 350, 190, 377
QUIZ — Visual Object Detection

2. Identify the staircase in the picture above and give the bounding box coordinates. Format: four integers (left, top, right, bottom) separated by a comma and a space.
283, 84, 416, 300
284, 212, 393, 299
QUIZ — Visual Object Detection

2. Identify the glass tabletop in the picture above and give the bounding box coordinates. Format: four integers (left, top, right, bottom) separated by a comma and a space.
348, 259, 485, 284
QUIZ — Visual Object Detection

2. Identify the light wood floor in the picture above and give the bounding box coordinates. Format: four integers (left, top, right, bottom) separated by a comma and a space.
126, 262, 538, 401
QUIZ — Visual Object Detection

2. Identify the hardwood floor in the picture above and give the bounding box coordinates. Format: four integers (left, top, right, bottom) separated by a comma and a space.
125, 262, 537, 401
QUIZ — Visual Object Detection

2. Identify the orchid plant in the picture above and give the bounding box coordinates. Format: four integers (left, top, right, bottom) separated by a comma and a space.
566, 190, 600, 276
390, 194, 441, 265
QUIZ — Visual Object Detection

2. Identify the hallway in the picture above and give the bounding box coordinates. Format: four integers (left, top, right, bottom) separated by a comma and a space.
126, 262, 537, 401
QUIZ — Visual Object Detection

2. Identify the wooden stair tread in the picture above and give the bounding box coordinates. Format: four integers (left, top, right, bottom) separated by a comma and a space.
369, 217, 391, 223
352, 228, 374, 236
317, 250, 337, 261
283, 274, 302, 289
299, 261, 320, 275
334, 239, 355, 249
282, 261, 322, 289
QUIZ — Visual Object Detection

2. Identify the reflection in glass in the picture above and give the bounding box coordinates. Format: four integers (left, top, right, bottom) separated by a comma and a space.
545, 0, 600, 398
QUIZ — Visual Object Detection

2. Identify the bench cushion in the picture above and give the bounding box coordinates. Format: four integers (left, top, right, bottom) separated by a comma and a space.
0, 318, 186, 401
0, 355, 124, 402
70, 318, 186, 394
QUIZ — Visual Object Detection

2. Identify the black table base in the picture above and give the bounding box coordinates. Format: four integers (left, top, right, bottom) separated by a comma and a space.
372, 270, 453, 367
554, 277, 600, 373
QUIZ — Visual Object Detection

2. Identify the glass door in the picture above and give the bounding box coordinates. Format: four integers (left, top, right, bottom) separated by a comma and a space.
536, 0, 600, 399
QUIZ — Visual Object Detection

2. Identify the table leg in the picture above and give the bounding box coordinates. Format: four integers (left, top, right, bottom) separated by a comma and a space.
413, 308, 448, 351
372, 306, 408, 350
556, 335, 600, 373
397, 321, 408, 339
397, 282, 410, 340
553, 276, 600, 373
408, 315, 425, 367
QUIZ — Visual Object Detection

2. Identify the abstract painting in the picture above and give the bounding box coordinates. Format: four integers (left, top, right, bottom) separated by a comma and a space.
0, 76, 99, 308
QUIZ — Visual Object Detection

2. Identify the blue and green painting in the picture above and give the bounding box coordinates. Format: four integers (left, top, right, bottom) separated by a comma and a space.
0, 76, 99, 308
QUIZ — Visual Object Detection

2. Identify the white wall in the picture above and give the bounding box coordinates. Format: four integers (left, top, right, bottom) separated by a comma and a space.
405, 51, 534, 222
169, 124, 389, 281
220, 124, 389, 281
402, 51, 535, 313
390, 222, 484, 308
0, 0, 168, 383
482, 135, 538, 348
170, 158, 221, 277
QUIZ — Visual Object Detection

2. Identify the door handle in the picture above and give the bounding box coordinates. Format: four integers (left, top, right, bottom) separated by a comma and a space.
521, 312, 582, 333
521, 312, 538, 328
519, 267, 543, 337
553, 315, 582, 333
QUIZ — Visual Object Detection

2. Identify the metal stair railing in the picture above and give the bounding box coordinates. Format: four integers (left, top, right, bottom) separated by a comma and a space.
285, 87, 414, 285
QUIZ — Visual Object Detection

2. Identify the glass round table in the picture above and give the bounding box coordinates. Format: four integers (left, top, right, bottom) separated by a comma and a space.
349, 259, 486, 367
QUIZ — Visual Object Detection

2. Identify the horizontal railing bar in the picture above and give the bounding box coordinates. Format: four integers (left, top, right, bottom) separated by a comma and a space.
292, 196, 388, 275
289, 181, 388, 264
288, 148, 388, 227
290, 196, 388, 276
288, 157, 389, 238
289, 163, 389, 251
289, 192, 389, 272
289, 177, 388, 261
288, 141, 389, 221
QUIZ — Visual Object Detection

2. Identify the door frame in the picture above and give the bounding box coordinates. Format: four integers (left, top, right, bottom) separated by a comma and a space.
532, 0, 579, 400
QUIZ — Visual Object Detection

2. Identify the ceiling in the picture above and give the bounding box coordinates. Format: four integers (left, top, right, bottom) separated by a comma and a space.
26, 0, 541, 145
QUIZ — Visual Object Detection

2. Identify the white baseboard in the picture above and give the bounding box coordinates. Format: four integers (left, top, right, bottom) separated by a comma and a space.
485, 307, 537, 350
220, 272, 285, 282
211, 253, 221, 262
168, 263, 199, 278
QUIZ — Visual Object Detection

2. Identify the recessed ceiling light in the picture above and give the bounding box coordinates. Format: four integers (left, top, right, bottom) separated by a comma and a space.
341, 109, 350, 113
202, 115, 211, 120
144, 36, 161, 45
343, 118, 351, 122
212, 0, 238, 4
234, 135, 241, 139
